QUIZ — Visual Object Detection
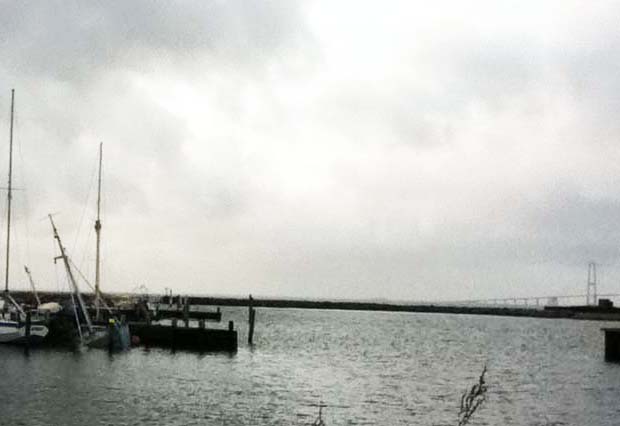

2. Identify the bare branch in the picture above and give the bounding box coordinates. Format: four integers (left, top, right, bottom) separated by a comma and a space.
457, 365, 488, 426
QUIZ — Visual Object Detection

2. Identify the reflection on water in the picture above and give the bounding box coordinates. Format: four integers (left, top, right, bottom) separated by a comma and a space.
1, 307, 620, 425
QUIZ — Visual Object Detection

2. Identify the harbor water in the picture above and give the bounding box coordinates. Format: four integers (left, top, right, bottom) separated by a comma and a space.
1, 307, 619, 425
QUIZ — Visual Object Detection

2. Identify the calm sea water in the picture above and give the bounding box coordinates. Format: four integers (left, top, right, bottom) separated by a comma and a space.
1, 307, 619, 425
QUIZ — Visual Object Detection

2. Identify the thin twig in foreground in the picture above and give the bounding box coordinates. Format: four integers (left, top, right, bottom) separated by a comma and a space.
457, 365, 488, 426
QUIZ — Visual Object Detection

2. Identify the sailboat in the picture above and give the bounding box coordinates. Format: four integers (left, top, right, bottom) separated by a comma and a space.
46, 144, 129, 351
49, 214, 109, 347
89, 143, 130, 350
0, 89, 49, 344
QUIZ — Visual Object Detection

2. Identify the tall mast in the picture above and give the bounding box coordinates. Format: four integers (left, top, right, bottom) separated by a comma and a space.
49, 214, 93, 332
4, 89, 14, 295
94, 142, 102, 319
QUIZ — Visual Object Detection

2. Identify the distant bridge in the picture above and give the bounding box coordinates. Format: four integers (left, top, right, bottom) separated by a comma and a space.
452, 262, 620, 309
453, 293, 620, 309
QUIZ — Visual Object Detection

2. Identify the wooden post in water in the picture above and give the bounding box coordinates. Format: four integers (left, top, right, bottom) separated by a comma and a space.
183, 300, 190, 328
248, 294, 256, 345
171, 318, 178, 349
25, 311, 31, 349
108, 319, 115, 352
602, 328, 620, 362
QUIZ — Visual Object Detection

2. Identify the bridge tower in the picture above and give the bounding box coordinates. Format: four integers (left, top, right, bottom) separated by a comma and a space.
587, 262, 597, 306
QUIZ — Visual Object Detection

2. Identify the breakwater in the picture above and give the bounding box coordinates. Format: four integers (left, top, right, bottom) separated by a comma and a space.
11, 290, 620, 321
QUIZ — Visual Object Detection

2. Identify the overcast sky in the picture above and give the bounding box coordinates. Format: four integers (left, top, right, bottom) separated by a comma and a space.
1, 1, 620, 302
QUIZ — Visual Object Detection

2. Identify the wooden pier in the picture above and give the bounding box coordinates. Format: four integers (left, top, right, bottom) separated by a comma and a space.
129, 320, 237, 352
602, 328, 620, 362
152, 305, 222, 322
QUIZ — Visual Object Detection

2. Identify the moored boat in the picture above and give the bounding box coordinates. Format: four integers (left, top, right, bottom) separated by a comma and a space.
0, 90, 49, 345
0, 316, 49, 344
48, 212, 130, 351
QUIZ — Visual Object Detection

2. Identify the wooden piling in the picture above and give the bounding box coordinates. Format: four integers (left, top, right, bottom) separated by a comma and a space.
183, 301, 190, 327
602, 328, 620, 362
25, 311, 31, 348
171, 318, 177, 349
248, 294, 255, 345
108, 319, 114, 352
248, 308, 256, 345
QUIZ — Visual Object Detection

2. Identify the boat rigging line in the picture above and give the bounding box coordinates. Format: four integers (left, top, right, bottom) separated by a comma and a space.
68, 257, 114, 315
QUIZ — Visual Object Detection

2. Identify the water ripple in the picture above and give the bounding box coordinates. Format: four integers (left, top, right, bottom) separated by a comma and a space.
1, 308, 619, 425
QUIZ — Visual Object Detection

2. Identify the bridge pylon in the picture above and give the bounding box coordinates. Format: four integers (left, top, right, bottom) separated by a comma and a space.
587, 262, 597, 306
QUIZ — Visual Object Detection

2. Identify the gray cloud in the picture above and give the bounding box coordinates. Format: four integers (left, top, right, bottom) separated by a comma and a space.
1, 1, 620, 302
0, 1, 308, 80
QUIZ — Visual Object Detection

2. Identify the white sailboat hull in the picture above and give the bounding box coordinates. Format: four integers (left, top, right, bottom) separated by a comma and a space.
0, 320, 49, 344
